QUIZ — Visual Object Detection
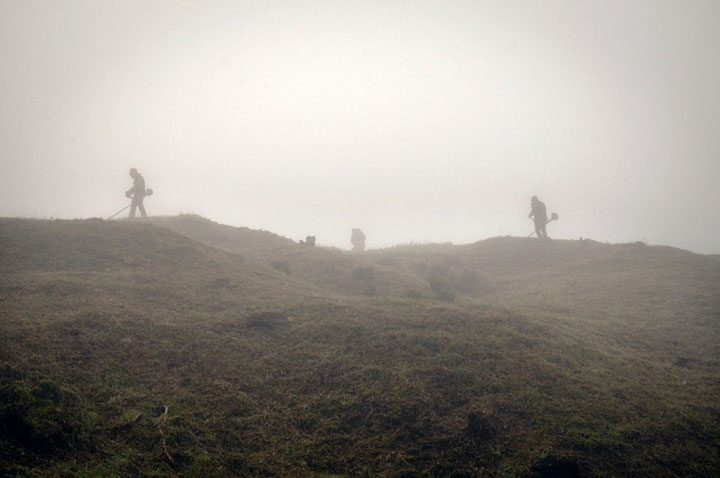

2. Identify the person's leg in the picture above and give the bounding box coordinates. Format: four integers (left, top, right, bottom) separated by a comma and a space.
129, 198, 137, 218
541, 223, 548, 239
137, 197, 147, 217
535, 221, 543, 238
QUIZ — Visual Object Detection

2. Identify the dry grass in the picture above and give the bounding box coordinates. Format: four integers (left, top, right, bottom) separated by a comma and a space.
1, 217, 718, 477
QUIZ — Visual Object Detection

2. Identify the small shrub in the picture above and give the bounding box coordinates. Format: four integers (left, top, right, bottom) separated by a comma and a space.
210, 278, 234, 289
405, 289, 423, 299
465, 411, 496, 443
376, 255, 397, 267
429, 274, 455, 302
412, 261, 429, 275
0, 379, 94, 458
455, 268, 480, 293
246, 311, 288, 329
271, 261, 291, 275
674, 356, 691, 367
351, 266, 375, 281
531, 451, 585, 478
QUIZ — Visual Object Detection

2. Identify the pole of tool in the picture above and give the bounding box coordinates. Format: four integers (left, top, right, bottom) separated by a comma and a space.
107, 204, 131, 219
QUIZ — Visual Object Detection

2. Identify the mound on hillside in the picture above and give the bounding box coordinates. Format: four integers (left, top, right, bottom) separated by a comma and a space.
0, 218, 317, 313
367, 237, 720, 381
368, 236, 720, 318
148, 215, 432, 298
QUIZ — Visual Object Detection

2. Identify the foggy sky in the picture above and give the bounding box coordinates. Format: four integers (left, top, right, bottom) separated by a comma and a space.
2, 0, 719, 253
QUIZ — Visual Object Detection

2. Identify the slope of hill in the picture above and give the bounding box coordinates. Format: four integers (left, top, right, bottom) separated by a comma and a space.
367, 237, 720, 392
1, 218, 718, 477
368, 236, 720, 323
147, 215, 431, 298
0, 218, 319, 310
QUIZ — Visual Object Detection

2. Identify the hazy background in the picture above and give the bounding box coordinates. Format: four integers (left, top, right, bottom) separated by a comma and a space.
1, 0, 719, 253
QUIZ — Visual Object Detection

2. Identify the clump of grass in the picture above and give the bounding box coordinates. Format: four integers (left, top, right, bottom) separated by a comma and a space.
428, 274, 455, 301
246, 311, 289, 329
0, 374, 96, 464
271, 260, 291, 275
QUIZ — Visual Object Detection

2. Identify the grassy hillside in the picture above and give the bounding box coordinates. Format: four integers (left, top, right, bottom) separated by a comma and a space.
1, 217, 719, 477
367, 237, 720, 310
147, 215, 431, 299
0, 218, 320, 309
367, 238, 720, 374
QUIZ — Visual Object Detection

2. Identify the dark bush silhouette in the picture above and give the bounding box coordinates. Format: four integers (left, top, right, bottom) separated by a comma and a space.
246, 311, 288, 329
0, 379, 93, 459
532, 452, 585, 478
271, 260, 291, 274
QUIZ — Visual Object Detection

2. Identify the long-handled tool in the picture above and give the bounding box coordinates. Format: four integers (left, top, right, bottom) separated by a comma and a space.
527, 212, 559, 237
107, 204, 131, 219
107, 188, 154, 220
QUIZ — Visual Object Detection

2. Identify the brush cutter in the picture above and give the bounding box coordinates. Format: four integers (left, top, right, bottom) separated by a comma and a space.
527, 212, 559, 237
107, 204, 130, 219
107, 188, 154, 219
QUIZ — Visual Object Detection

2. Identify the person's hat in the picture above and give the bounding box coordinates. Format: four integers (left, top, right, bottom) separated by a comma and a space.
129, 168, 137, 174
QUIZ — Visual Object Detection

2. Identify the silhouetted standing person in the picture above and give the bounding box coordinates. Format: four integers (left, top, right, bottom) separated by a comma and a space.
126, 168, 147, 218
529, 196, 548, 238
351, 228, 366, 252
